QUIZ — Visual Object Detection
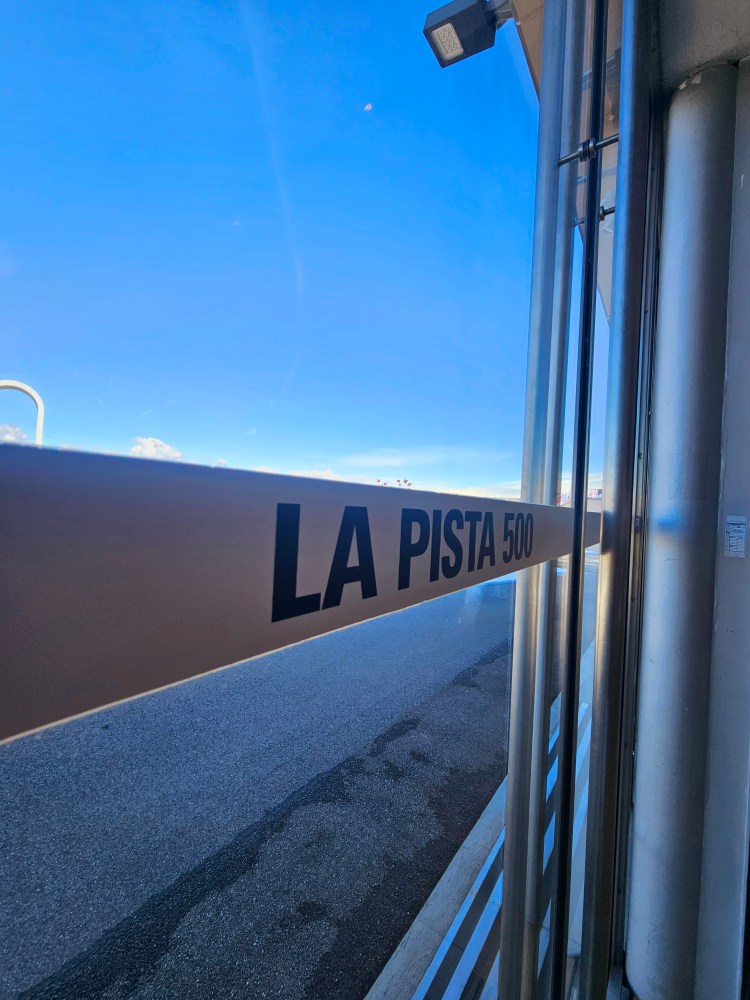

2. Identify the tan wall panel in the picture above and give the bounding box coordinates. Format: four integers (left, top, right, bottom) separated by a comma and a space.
0, 445, 598, 741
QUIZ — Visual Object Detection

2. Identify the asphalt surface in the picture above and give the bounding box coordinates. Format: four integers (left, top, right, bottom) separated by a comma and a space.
1, 567, 597, 1000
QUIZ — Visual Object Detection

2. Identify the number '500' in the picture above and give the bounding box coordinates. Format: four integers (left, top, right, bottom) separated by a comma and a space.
503, 512, 534, 563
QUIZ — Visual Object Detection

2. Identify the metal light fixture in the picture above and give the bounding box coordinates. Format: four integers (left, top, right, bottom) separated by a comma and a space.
423, 0, 513, 68
0, 379, 45, 445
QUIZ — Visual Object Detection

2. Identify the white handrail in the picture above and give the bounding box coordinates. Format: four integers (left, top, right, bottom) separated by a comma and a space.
0, 380, 45, 445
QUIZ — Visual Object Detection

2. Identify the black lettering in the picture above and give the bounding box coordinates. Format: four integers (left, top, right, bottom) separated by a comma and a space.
524, 514, 534, 558
502, 512, 514, 563
464, 511, 482, 571
430, 509, 442, 582
272, 503, 322, 622
477, 512, 496, 570
514, 512, 525, 560
442, 509, 464, 579
322, 506, 377, 609
398, 508, 430, 590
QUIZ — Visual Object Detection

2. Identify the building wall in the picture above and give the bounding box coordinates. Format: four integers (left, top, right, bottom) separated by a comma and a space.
657, 0, 750, 88
695, 55, 750, 1000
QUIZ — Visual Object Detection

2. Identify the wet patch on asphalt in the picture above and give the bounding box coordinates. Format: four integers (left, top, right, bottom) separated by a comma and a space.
19, 641, 512, 1000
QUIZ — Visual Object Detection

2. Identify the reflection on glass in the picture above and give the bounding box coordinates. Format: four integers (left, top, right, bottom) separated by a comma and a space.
1, 581, 519, 998
522, 0, 621, 991
0, 2, 546, 998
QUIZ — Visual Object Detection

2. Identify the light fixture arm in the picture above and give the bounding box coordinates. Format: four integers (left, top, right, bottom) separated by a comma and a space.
486, 0, 513, 25
0, 380, 45, 445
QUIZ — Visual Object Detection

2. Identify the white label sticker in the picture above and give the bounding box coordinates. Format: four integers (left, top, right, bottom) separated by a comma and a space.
724, 515, 747, 558
431, 23, 464, 61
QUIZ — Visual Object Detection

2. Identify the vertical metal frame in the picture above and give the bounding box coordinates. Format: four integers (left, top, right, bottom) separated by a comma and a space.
498, 0, 611, 991
548, 0, 609, 991
577, 0, 651, 995
523, 0, 588, 989
499, 0, 651, 993
497, 0, 570, 995
610, 106, 662, 973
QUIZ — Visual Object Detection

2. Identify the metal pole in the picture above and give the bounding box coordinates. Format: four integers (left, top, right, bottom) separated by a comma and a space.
610, 105, 662, 967
521, 0, 588, 986
548, 0, 608, 992
578, 0, 650, 994
497, 0, 568, 996
625, 64, 737, 1000
0, 380, 45, 445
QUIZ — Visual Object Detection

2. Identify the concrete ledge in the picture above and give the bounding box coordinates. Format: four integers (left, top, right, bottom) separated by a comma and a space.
365, 780, 506, 999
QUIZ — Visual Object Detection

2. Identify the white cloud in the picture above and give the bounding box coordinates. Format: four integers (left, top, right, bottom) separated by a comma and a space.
250, 464, 282, 475
556, 472, 603, 494
241, 460, 526, 499
130, 436, 182, 460
401, 479, 521, 500
339, 445, 508, 469
250, 465, 347, 481
0, 423, 28, 444
290, 467, 343, 480
249, 465, 373, 485
246, 462, 518, 497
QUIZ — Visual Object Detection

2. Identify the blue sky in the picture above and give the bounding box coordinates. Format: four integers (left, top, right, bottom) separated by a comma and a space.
0, 0, 605, 496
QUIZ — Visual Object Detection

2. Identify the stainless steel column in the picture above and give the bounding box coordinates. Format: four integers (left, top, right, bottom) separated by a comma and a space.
578, 0, 650, 995
497, 1, 568, 996
548, 0, 608, 986
625, 64, 737, 1000
522, 0, 586, 989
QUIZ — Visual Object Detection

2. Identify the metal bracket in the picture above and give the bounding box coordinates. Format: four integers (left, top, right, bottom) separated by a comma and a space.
486, 0, 514, 24
572, 202, 616, 227
558, 131, 619, 167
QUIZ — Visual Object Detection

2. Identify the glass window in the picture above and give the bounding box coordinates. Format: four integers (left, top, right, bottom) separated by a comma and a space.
0, 4, 546, 999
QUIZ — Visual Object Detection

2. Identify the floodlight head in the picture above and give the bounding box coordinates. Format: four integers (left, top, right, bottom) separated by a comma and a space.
423, 0, 510, 68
